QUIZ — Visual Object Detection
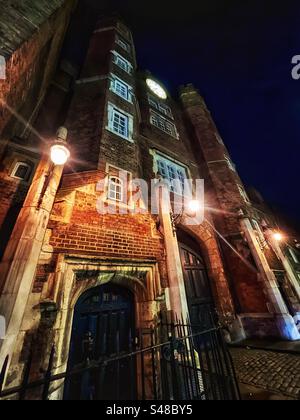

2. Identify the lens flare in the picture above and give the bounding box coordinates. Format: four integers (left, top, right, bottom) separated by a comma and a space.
273, 232, 283, 242
186, 200, 202, 214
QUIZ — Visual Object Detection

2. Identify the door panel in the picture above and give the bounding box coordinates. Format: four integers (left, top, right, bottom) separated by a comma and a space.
64, 284, 136, 400
180, 243, 216, 329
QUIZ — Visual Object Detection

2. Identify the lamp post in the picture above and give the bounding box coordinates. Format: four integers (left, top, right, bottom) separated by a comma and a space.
157, 183, 190, 321
239, 216, 300, 340
0, 127, 70, 375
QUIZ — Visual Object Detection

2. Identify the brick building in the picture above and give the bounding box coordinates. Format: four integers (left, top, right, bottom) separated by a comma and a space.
0, 0, 77, 257
0, 12, 299, 399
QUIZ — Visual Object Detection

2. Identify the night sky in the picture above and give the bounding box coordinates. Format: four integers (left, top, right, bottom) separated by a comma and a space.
64, 0, 300, 229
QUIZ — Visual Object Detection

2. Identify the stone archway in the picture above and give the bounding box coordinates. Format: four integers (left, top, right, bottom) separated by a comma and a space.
46, 256, 164, 399
177, 223, 245, 342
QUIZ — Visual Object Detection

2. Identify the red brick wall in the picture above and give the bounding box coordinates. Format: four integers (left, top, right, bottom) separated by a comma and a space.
49, 188, 165, 261
224, 251, 268, 313
0, 1, 75, 139
32, 175, 168, 294
180, 86, 269, 313
0, 176, 28, 227
0, 145, 38, 258
65, 24, 140, 173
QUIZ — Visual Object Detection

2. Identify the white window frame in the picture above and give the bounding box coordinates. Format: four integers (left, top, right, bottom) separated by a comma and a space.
225, 155, 236, 171
107, 103, 134, 142
11, 162, 32, 181
238, 185, 250, 203
252, 219, 266, 246
111, 50, 132, 74
150, 110, 179, 139
153, 152, 190, 195
108, 176, 124, 202
110, 74, 133, 102
289, 247, 299, 264
116, 35, 130, 52
104, 164, 133, 209
0, 56, 5, 79
148, 95, 173, 119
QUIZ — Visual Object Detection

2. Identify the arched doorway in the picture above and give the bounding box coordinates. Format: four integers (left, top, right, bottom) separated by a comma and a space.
178, 230, 216, 329
64, 283, 136, 400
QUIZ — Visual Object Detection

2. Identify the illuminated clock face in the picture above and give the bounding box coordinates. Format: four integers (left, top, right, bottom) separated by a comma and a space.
146, 79, 167, 99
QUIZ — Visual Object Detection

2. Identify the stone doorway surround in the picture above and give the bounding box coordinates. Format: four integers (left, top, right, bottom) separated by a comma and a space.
40, 254, 164, 400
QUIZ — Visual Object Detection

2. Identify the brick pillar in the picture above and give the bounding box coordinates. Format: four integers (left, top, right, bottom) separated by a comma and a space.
241, 217, 300, 340
267, 230, 300, 302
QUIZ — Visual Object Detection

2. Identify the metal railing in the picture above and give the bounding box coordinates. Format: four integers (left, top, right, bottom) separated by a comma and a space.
0, 321, 240, 400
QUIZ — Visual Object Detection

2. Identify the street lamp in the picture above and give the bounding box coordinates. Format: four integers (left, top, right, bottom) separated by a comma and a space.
50, 144, 70, 165
273, 232, 284, 242
170, 198, 204, 228
50, 127, 70, 165
186, 199, 203, 216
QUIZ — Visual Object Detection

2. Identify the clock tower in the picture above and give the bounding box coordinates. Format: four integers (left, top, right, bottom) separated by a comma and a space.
65, 16, 140, 176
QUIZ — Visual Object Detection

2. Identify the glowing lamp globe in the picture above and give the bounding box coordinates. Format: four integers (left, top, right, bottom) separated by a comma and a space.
273, 232, 283, 242
50, 144, 70, 165
186, 200, 202, 215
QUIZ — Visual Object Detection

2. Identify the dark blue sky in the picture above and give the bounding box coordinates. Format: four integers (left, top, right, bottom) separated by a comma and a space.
67, 0, 300, 227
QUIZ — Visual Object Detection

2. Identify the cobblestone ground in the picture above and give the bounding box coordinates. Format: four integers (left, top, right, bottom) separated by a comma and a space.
230, 348, 300, 399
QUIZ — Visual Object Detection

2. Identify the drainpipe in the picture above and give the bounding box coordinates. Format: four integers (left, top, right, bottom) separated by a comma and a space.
158, 184, 189, 322
240, 215, 300, 340
0, 128, 69, 376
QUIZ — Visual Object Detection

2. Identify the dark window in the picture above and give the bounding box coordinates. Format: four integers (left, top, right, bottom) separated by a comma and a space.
11, 162, 32, 181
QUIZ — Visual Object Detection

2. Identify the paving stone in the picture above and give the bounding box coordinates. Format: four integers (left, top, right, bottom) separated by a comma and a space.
230, 348, 300, 399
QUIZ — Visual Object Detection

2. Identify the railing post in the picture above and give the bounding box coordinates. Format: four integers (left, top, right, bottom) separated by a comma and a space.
150, 327, 158, 400
0, 356, 9, 397
217, 328, 241, 400
169, 324, 181, 400
177, 320, 192, 399
129, 329, 136, 400
19, 351, 33, 400
116, 330, 120, 400
42, 347, 55, 400
140, 331, 146, 400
